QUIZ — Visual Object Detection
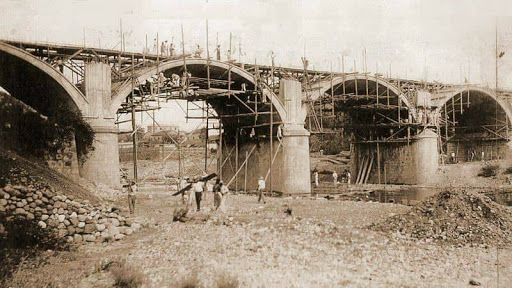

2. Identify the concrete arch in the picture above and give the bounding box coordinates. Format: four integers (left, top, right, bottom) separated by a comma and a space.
311, 74, 414, 110
0, 41, 88, 112
109, 59, 286, 120
434, 86, 512, 122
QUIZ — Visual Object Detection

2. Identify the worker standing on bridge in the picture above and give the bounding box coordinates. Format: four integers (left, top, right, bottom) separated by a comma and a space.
346, 170, 351, 185
215, 44, 221, 60
169, 43, 175, 57
194, 45, 203, 58
332, 171, 338, 186
160, 41, 167, 57
257, 176, 266, 204
153, 38, 158, 54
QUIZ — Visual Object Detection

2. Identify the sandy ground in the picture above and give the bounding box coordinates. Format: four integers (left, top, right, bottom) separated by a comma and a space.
8, 190, 512, 288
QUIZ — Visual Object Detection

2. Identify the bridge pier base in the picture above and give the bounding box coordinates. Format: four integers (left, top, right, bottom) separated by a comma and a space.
351, 129, 439, 185
81, 124, 120, 186
80, 62, 120, 187
280, 125, 311, 194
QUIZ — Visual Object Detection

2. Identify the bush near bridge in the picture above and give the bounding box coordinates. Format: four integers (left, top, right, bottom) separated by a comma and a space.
0, 92, 94, 164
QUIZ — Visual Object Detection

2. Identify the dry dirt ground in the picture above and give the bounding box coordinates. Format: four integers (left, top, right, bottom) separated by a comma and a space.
8, 190, 512, 288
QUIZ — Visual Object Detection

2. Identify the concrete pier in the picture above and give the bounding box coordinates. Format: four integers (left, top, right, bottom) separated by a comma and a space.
352, 129, 439, 185
80, 62, 120, 186
279, 79, 311, 194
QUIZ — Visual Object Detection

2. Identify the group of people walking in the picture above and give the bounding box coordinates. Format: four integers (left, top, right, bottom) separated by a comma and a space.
179, 176, 229, 212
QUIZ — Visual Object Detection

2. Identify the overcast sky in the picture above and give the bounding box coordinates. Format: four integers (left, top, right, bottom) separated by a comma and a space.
2, 0, 512, 129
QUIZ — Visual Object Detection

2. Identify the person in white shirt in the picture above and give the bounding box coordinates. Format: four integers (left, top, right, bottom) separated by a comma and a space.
332, 171, 338, 186
257, 176, 266, 204
192, 178, 204, 211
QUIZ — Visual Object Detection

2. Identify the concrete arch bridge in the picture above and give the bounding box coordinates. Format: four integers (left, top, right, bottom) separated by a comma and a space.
0, 40, 310, 193
2, 40, 512, 189
307, 75, 512, 185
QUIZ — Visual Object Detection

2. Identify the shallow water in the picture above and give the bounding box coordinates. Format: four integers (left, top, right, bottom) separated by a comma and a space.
370, 187, 512, 207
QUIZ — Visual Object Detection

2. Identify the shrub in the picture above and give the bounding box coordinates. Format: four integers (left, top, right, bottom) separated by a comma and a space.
216, 272, 240, 288
478, 164, 500, 177
0, 95, 94, 164
0, 217, 68, 284
180, 271, 200, 288
504, 166, 512, 174
110, 259, 145, 288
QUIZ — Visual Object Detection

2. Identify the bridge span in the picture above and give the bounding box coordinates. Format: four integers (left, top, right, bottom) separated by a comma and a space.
1, 40, 511, 190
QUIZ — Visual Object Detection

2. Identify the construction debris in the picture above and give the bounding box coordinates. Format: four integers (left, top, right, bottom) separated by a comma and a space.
372, 189, 512, 245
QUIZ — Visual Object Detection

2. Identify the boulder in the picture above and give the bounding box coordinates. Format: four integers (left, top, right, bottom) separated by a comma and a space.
58, 214, 66, 222
110, 218, 120, 227
67, 226, 76, 235
14, 208, 26, 215
114, 234, 125, 241
41, 214, 49, 221
69, 217, 79, 226
95, 224, 106, 232
38, 221, 47, 229
78, 222, 86, 228
73, 234, 83, 243
84, 223, 96, 234
84, 234, 96, 242
131, 223, 142, 231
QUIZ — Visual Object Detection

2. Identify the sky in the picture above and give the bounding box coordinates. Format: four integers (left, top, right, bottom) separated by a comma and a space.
2, 0, 512, 129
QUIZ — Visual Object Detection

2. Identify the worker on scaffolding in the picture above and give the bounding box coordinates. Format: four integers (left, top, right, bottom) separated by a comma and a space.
194, 44, 203, 58
346, 170, 351, 185
171, 73, 181, 88
277, 124, 283, 143
181, 71, 192, 89
332, 171, 338, 186
158, 72, 167, 90
257, 176, 266, 204
55, 57, 64, 73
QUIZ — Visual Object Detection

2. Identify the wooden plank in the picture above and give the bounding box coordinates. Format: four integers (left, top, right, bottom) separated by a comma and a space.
364, 156, 374, 184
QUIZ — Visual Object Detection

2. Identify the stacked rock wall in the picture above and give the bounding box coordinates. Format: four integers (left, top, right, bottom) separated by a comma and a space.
0, 184, 140, 243
44, 137, 80, 181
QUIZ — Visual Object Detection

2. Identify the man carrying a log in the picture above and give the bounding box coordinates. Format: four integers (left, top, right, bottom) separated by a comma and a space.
192, 177, 204, 211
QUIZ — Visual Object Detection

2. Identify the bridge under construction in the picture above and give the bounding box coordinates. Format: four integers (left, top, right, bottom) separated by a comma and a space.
1, 40, 511, 194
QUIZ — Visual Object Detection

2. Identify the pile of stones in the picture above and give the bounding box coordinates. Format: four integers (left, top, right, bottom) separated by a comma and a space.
0, 184, 141, 243
373, 189, 512, 245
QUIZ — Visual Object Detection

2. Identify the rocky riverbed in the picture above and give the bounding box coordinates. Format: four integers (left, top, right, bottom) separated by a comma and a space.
6, 190, 511, 287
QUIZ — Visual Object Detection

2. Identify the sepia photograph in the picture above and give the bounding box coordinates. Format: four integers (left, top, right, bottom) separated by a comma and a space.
0, 0, 511, 287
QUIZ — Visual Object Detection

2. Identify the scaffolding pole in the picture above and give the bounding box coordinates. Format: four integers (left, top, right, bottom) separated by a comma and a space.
131, 54, 138, 182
